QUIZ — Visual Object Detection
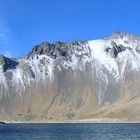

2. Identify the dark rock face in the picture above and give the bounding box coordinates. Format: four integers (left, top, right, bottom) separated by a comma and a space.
105, 42, 126, 57
27, 41, 68, 59
136, 46, 140, 53
0, 55, 18, 72
28, 42, 51, 57
111, 41, 126, 57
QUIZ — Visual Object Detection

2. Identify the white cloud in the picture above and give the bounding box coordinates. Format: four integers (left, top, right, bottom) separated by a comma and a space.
0, 19, 12, 46
0, 19, 14, 57
3, 50, 13, 58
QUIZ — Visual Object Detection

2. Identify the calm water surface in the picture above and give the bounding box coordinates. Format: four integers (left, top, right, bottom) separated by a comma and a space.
0, 123, 140, 140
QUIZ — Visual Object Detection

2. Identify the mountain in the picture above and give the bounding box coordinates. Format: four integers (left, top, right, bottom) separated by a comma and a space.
1, 32, 140, 122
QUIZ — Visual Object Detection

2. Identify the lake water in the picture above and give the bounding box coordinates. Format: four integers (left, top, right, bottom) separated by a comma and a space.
0, 123, 140, 140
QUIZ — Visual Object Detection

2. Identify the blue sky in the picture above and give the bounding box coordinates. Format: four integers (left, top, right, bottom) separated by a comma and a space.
0, 0, 140, 57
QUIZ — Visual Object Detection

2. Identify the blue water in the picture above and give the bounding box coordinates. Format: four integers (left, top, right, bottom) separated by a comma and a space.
0, 123, 140, 140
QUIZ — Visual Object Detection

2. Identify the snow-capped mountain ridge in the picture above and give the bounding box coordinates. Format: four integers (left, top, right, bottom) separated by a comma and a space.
0, 32, 140, 107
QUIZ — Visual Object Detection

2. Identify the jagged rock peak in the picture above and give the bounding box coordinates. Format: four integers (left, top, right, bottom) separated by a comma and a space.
112, 32, 133, 38
27, 41, 68, 59
27, 40, 87, 59
105, 32, 139, 40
